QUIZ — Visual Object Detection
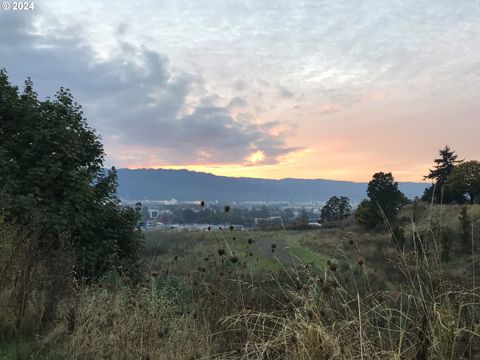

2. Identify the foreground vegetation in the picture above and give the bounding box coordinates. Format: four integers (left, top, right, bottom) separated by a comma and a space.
1, 202, 479, 359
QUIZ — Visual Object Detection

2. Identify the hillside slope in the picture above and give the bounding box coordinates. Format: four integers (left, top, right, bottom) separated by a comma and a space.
116, 168, 428, 202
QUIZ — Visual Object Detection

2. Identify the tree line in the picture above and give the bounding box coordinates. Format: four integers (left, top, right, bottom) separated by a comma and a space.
320, 145, 480, 231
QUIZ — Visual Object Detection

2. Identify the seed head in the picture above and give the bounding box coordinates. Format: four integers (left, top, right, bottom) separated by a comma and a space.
248, 238, 253, 245
229, 256, 238, 264
224, 205, 230, 213
217, 248, 226, 256
328, 262, 337, 272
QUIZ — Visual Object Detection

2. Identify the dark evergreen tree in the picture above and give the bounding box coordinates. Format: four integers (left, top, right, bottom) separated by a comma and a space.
422, 146, 462, 203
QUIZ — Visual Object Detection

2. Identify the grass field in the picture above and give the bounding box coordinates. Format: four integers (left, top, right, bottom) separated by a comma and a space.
144, 228, 331, 275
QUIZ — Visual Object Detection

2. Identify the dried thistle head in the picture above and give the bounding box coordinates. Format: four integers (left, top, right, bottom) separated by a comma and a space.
328, 261, 337, 272
217, 248, 226, 256
229, 256, 238, 264
248, 238, 253, 245
224, 205, 230, 213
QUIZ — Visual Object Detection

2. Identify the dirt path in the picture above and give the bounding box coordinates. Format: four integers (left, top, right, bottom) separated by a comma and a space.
253, 233, 301, 267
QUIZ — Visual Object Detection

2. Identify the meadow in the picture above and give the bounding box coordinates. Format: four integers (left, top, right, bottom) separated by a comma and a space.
1, 202, 479, 359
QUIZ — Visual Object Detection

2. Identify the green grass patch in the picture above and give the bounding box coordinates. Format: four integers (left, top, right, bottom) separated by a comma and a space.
284, 231, 329, 268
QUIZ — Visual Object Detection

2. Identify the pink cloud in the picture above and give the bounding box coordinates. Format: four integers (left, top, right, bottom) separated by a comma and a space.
319, 103, 339, 114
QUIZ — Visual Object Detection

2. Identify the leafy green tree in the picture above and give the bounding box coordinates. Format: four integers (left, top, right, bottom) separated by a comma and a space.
356, 172, 408, 230
0, 70, 143, 280
281, 208, 294, 222
446, 161, 480, 204
354, 199, 378, 230
321, 196, 351, 222
422, 146, 462, 203
367, 172, 408, 220
256, 206, 270, 230
297, 208, 309, 227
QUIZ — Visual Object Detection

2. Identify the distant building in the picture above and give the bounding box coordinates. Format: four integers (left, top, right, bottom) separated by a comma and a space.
148, 208, 159, 219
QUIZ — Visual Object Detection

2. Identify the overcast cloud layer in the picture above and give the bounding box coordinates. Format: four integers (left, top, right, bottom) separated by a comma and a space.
1, 0, 479, 180
0, 7, 300, 167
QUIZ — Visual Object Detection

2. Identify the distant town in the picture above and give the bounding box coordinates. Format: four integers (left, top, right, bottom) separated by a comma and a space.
126, 199, 327, 230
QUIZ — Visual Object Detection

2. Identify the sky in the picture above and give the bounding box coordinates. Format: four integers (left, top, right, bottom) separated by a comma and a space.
1, 0, 479, 182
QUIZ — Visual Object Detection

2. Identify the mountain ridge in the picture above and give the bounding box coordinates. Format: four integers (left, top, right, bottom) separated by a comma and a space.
116, 168, 428, 203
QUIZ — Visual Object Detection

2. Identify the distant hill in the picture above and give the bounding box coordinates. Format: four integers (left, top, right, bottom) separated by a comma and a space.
116, 168, 428, 203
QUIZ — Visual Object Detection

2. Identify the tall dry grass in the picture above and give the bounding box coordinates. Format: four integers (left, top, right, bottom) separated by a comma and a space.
63, 280, 213, 360
1, 204, 479, 359
216, 206, 480, 359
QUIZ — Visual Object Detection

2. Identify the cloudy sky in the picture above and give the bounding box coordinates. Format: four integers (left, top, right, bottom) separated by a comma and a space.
1, 0, 479, 181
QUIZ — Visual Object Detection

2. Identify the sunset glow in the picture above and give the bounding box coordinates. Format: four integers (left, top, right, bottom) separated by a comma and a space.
2, 1, 479, 182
